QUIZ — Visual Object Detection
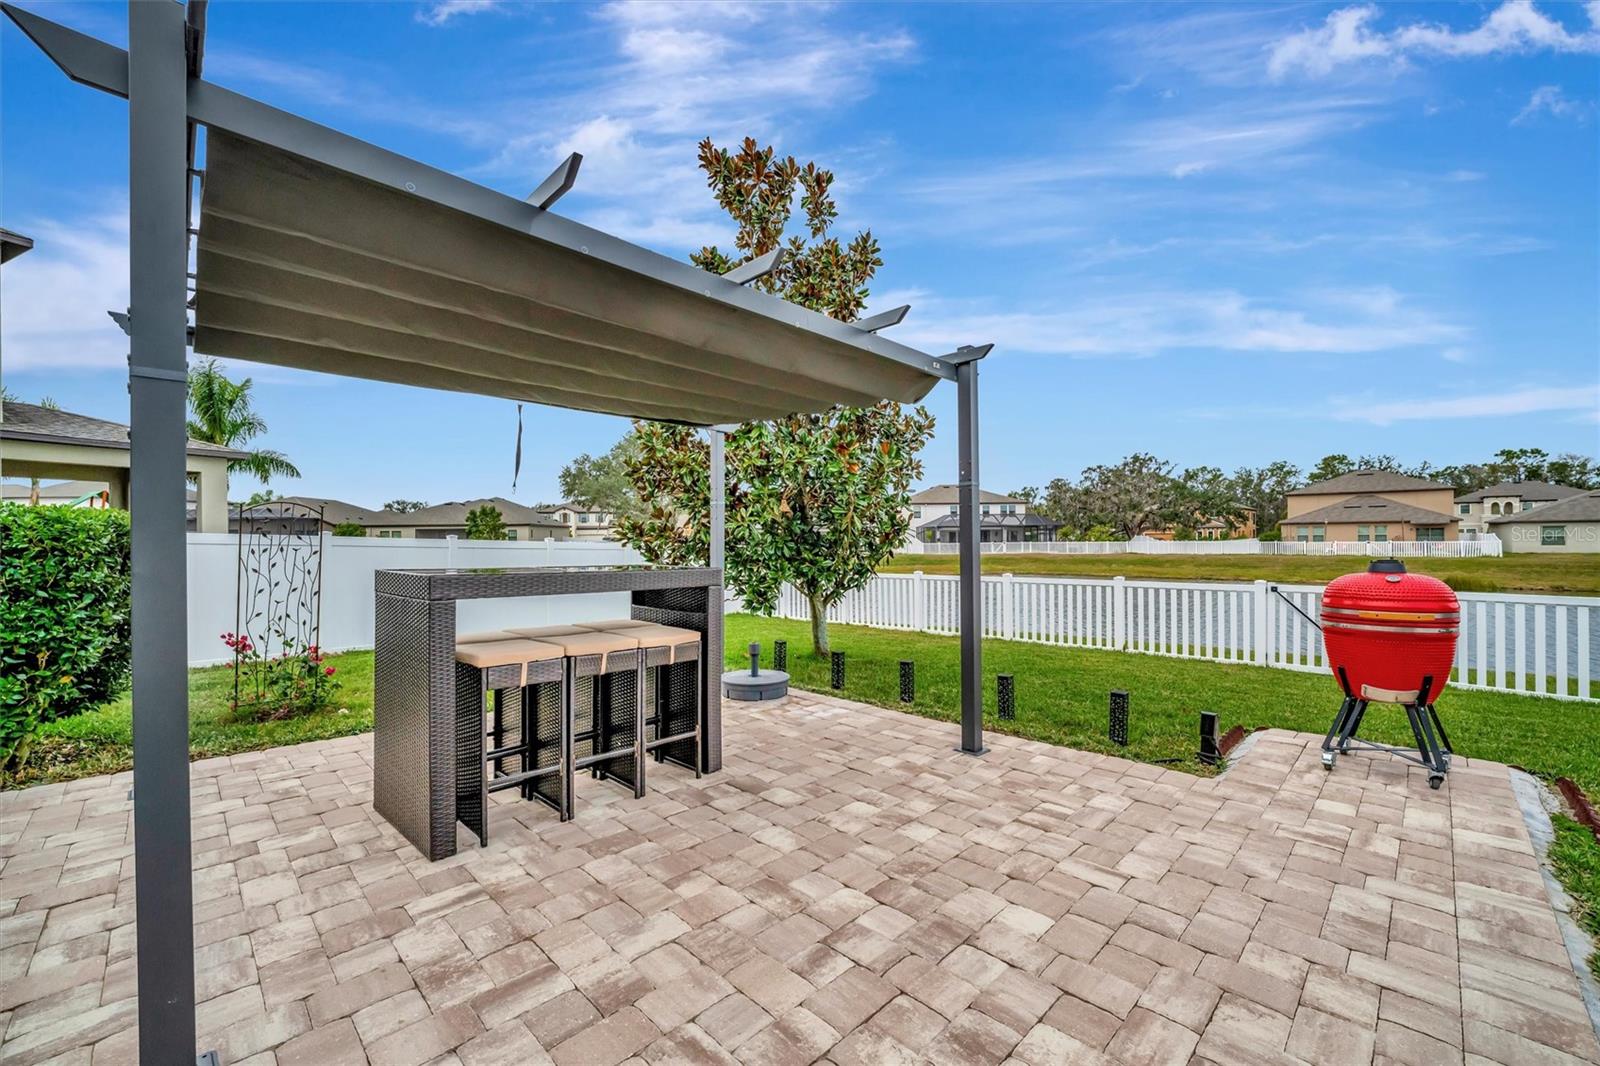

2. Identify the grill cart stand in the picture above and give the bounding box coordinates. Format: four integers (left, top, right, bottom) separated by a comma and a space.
1320, 666, 1453, 789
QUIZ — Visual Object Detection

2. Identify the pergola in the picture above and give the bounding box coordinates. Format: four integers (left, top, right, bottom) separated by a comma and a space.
4, 3, 993, 1061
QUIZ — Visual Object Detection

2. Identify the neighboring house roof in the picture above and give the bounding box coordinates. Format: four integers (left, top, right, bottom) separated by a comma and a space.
542, 501, 614, 516
1, 401, 249, 460
1279, 494, 1459, 527
371, 497, 567, 528
921, 512, 1060, 529
2, 478, 110, 500
1455, 481, 1585, 504
1488, 490, 1600, 525
910, 484, 1023, 506
0, 228, 34, 263
1287, 469, 1451, 496
249, 496, 383, 526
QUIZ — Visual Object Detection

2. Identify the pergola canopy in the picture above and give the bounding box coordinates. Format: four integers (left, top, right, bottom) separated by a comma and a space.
195, 133, 945, 425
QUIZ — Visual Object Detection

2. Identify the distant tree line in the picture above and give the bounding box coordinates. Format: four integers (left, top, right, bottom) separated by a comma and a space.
1012, 447, 1600, 541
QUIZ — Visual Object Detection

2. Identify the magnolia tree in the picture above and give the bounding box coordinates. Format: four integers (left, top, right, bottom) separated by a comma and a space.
616, 137, 934, 655
619, 407, 933, 656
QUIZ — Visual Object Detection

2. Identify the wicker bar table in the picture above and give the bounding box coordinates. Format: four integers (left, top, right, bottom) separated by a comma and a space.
373, 565, 723, 860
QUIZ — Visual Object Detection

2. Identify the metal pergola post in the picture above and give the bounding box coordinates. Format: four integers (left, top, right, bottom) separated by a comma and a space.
950, 346, 991, 755
127, 2, 199, 1062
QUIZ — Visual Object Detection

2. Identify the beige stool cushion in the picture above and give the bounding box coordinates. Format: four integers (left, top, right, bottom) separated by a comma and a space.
457, 629, 515, 645
455, 639, 564, 685
627, 624, 701, 662
579, 619, 652, 631
541, 630, 641, 673
507, 624, 590, 639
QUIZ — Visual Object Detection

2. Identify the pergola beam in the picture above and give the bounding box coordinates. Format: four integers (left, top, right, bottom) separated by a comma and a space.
854, 304, 910, 333
527, 151, 581, 210
722, 247, 784, 285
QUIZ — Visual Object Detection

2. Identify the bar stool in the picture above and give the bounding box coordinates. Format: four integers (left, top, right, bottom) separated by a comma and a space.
454, 638, 566, 843
605, 623, 702, 778
533, 630, 645, 817
457, 629, 522, 789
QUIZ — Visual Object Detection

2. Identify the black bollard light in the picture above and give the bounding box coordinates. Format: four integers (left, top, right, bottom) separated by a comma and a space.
1199, 711, 1221, 766
1109, 690, 1130, 746
997, 674, 1016, 720
899, 660, 915, 703
830, 650, 845, 689
773, 640, 787, 672
748, 642, 761, 677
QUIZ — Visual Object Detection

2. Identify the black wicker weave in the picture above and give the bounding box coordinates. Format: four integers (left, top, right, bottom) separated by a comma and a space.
373, 566, 722, 860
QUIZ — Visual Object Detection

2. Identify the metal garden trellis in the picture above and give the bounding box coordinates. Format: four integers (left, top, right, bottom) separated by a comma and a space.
232, 500, 325, 714
1, 3, 996, 1060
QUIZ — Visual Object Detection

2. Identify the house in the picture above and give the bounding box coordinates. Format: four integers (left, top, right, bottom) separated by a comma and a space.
1145, 507, 1257, 541
0, 401, 247, 532
907, 484, 1061, 545
358, 497, 569, 540
1487, 490, 1600, 553
1279, 469, 1459, 543
1454, 481, 1585, 536
541, 501, 619, 540
228, 495, 384, 535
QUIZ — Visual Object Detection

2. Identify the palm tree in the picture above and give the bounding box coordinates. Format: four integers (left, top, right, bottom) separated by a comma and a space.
186, 358, 300, 483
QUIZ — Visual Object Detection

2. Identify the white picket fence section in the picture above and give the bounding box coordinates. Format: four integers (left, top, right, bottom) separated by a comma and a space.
187, 534, 641, 666
911, 535, 1503, 558
773, 571, 1599, 702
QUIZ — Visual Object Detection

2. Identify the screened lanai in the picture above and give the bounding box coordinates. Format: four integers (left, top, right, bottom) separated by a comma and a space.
4, 2, 993, 1060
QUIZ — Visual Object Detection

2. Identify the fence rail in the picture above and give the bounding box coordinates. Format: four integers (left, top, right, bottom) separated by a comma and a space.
910, 535, 1504, 558
773, 571, 1598, 702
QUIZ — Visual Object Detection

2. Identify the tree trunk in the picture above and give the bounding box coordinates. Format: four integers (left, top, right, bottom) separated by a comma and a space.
808, 592, 830, 656
28, 478, 40, 506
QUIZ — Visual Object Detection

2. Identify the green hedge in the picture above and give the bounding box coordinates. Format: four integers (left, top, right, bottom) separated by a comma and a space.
0, 504, 131, 771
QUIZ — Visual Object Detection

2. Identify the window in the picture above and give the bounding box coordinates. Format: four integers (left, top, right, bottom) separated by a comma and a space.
377, 529, 400, 538
1416, 527, 1444, 542
1373, 525, 1388, 542
949, 505, 958, 515
505, 530, 518, 540
981, 505, 990, 515
1489, 502, 1501, 515
1542, 526, 1567, 547
1001, 504, 1016, 515
578, 513, 590, 523
1296, 526, 1310, 542
1312, 526, 1325, 542
1459, 504, 1470, 515
1522, 501, 1534, 511
1356, 525, 1369, 542
911, 507, 922, 519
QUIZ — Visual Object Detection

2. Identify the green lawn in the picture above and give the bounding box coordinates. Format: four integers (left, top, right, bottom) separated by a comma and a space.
13, 651, 376, 789
725, 615, 1600, 795
1549, 815, 1600, 981
881, 551, 1600, 595
13, 619, 1600, 802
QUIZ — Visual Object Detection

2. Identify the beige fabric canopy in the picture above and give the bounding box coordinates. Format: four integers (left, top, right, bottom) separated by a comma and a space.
193, 131, 943, 426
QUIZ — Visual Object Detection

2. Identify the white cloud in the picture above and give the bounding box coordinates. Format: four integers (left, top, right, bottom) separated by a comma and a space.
883, 286, 1464, 359
1269, 1, 1600, 79
1513, 85, 1594, 124
0, 207, 130, 372
416, 0, 497, 27
1330, 384, 1600, 425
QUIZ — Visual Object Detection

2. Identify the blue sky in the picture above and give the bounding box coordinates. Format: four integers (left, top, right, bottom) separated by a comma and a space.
3, 0, 1597, 507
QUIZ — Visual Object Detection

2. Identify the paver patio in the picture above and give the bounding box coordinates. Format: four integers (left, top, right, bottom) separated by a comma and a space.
0, 690, 1595, 1066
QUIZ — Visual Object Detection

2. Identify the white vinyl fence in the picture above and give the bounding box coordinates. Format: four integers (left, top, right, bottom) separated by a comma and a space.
911, 535, 1504, 558
772, 571, 1599, 702
188, 534, 641, 666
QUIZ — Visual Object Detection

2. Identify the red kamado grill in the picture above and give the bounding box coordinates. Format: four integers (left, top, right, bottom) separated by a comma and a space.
1316, 559, 1459, 788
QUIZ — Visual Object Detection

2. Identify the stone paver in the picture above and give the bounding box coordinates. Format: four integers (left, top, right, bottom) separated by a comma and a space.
0, 690, 1595, 1065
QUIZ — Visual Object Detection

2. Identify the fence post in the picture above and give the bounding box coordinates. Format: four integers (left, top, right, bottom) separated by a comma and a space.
1002, 572, 1016, 640
1253, 580, 1270, 665
446, 534, 457, 569
1112, 575, 1127, 650
913, 571, 927, 632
